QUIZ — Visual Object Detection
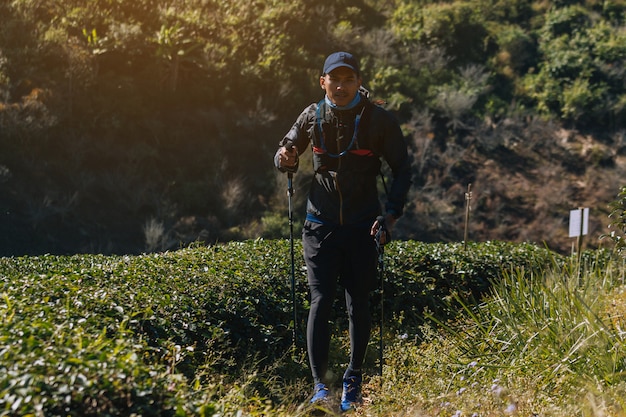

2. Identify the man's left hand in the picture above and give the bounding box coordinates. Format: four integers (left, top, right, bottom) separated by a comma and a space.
371, 213, 396, 245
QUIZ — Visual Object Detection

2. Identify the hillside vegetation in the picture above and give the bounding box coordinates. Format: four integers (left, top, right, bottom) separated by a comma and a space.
1, 240, 625, 415
1, 0, 625, 256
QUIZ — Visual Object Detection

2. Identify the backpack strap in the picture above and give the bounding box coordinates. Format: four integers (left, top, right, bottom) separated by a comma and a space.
313, 99, 371, 158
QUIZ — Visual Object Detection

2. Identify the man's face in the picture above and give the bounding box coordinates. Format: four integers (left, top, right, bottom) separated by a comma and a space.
320, 66, 362, 107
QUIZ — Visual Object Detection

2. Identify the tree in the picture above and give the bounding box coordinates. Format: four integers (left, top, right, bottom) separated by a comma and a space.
521, 5, 626, 128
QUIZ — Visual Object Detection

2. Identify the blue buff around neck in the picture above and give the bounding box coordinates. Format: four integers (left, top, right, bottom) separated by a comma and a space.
325, 93, 361, 110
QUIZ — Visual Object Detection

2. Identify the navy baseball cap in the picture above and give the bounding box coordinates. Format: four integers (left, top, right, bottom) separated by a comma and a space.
322, 52, 360, 75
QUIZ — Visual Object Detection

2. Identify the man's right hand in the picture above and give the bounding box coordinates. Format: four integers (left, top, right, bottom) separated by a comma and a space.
278, 145, 298, 172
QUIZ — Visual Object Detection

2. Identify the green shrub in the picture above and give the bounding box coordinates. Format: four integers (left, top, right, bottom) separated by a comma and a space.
382, 240, 557, 331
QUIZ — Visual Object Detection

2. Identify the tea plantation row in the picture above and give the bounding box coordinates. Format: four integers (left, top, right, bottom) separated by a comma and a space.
0, 240, 575, 415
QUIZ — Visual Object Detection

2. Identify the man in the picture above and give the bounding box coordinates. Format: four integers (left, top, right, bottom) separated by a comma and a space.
274, 51, 412, 412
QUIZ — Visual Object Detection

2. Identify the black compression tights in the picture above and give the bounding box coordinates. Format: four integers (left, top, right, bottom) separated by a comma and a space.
307, 283, 372, 385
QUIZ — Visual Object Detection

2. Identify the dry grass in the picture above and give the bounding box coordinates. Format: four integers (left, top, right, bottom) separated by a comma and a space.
358, 254, 626, 417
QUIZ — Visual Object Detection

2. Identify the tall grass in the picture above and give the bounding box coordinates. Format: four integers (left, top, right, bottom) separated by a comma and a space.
375, 252, 626, 416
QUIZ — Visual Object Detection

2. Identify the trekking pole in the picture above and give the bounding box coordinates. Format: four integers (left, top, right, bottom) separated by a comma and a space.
375, 215, 386, 376
287, 171, 297, 350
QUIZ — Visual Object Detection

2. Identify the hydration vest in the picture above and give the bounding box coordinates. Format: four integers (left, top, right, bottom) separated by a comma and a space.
311, 98, 381, 175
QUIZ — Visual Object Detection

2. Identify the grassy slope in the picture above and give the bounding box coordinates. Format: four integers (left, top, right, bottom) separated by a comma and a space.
1, 240, 625, 416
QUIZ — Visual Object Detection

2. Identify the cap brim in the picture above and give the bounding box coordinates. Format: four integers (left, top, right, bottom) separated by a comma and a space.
324, 64, 358, 74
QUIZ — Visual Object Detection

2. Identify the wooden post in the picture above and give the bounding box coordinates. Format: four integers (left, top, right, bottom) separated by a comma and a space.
464, 183, 472, 251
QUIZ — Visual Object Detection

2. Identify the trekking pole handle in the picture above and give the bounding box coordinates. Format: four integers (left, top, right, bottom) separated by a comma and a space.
286, 142, 295, 195
283, 143, 298, 175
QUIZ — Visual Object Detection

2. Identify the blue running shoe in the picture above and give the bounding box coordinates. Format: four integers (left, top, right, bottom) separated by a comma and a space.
340, 375, 362, 412
310, 383, 329, 404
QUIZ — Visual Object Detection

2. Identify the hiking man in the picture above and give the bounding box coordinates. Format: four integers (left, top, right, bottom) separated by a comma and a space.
274, 51, 412, 412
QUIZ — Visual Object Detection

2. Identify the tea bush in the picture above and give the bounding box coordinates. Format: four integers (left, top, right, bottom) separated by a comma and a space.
0, 239, 559, 415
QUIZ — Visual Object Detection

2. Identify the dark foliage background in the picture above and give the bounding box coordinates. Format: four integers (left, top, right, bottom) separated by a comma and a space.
1, 0, 625, 256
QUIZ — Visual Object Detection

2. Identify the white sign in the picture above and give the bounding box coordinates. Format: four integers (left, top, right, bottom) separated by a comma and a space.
569, 208, 589, 237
